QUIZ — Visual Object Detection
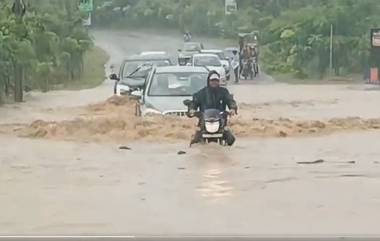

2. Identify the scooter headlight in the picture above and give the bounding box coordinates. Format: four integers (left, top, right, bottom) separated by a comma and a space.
205, 121, 220, 133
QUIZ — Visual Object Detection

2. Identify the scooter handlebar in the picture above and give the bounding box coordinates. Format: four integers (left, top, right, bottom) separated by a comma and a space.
223, 109, 238, 116
187, 110, 236, 118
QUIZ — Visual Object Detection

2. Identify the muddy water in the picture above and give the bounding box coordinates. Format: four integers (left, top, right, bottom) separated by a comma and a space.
1, 132, 380, 235
4, 95, 380, 142
1, 30, 380, 235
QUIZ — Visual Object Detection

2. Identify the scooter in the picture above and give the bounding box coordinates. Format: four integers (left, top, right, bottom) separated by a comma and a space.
184, 33, 192, 42
183, 100, 231, 146
242, 58, 254, 80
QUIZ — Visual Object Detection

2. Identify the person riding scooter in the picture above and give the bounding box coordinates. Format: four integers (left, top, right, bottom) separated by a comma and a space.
184, 31, 192, 42
250, 45, 259, 76
188, 71, 238, 146
240, 45, 251, 76
241, 45, 257, 79
252, 44, 259, 75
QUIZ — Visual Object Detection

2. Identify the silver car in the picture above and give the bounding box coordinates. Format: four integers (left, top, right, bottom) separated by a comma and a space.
192, 53, 227, 84
111, 55, 173, 96
135, 66, 209, 117
201, 49, 231, 80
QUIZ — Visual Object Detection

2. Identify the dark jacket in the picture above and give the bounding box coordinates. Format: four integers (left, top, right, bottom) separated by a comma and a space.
192, 86, 237, 112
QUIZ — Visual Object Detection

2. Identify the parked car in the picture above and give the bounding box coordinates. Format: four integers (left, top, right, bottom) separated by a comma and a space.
201, 49, 231, 80
134, 66, 209, 117
110, 54, 173, 96
224, 47, 239, 59
192, 53, 227, 84
179, 42, 204, 57
178, 55, 193, 66
139, 51, 168, 56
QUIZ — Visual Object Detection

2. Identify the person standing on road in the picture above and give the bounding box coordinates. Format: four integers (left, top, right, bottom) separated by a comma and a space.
239, 35, 244, 53
231, 50, 240, 83
250, 45, 259, 75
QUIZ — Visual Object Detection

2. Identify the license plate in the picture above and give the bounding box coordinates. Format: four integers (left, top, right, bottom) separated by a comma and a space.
202, 133, 223, 138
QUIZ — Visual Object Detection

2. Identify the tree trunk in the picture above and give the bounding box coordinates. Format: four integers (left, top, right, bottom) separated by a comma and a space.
70, 69, 75, 81
65, 63, 70, 82
79, 55, 84, 77
14, 63, 23, 102
13, 0, 26, 102
64, 0, 72, 19
5, 75, 10, 97
42, 76, 49, 92
0, 77, 3, 104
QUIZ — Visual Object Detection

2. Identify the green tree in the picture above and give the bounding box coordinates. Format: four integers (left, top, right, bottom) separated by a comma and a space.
0, 0, 93, 103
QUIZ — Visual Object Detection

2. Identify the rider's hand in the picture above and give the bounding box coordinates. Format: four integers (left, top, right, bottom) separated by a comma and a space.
230, 109, 237, 116
189, 109, 196, 117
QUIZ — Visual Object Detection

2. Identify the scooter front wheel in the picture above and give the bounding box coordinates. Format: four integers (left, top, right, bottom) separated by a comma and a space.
218, 138, 226, 146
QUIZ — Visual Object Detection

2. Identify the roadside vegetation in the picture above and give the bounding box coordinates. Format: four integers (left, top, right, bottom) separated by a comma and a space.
93, 0, 380, 79
60, 46, 108, 90
0, 0, 106, 104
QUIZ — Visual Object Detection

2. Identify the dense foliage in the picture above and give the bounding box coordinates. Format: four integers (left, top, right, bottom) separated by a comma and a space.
0, 0, 93, 102
93, 0, 380, 78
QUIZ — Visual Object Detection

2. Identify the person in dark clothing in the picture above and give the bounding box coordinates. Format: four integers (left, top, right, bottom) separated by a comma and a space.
189, 71, 238, 146
239, 36, 244, 53
191, 71, 238, 113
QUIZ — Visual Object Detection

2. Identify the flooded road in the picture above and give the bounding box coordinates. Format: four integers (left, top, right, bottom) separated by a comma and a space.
1, 30, 380, 235
1, 133, 380, 235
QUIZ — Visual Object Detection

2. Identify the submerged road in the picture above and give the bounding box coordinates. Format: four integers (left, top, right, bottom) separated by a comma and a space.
1, 30, 380, 235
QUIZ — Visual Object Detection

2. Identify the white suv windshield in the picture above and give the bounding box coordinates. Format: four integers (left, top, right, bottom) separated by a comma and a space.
148, 72, 207, 96
123, 60, 170, 77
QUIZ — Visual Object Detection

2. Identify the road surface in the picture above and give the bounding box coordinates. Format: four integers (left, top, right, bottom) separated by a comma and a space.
1, 30, 380, 236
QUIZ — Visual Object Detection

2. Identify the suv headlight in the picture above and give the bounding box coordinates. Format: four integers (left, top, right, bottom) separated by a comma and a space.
205, 121, 220, 133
